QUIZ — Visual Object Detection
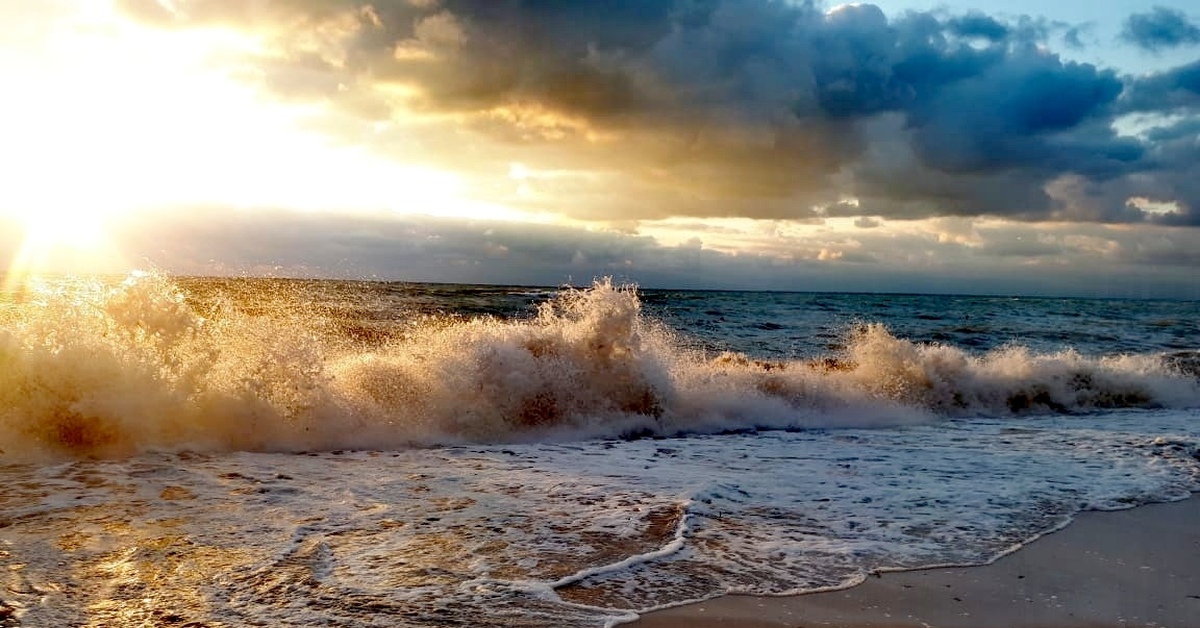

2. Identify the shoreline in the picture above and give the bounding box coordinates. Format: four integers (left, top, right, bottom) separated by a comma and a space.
629, 496, 1200, 628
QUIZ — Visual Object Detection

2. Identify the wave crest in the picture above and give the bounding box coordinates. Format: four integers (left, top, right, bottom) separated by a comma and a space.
1, 274, 1196, 461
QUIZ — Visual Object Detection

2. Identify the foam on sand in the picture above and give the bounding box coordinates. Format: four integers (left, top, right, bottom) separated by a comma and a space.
631, 497, 1200, 628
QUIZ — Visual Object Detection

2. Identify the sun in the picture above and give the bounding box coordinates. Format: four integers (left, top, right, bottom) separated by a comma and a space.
0, 0, 562, 290
17, 203, 109, 251
2, 205, 127, 292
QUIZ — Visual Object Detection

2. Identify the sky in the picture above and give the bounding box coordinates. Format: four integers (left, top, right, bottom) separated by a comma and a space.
1, 1, 1198, 297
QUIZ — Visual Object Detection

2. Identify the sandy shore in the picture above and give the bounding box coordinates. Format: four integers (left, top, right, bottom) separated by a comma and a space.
630, 496, 1200, 628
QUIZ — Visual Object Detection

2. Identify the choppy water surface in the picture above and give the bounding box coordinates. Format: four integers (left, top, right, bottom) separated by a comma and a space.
1, 275, 1197, 626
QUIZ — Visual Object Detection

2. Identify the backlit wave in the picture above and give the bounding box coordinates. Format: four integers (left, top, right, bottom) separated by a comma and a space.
1, 273, 1197, 461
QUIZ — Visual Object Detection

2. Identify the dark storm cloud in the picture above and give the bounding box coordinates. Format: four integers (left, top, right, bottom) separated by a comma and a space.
1123, 59, 1200, 112
946, 13, 1010, 41
120, 1, 1199, 225
1139, 118, 1200, 226
1121, 6, 1200, 51
901, 53, 1125, 173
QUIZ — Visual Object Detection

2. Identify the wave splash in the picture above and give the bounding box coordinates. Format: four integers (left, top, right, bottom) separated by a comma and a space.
1, 273, 1196, 461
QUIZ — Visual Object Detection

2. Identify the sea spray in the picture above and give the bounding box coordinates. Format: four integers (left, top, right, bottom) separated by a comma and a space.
1, 273, 1198, 462
0, 273, 345, 459
836, 323, 1194, 414
331, 279, 675, 443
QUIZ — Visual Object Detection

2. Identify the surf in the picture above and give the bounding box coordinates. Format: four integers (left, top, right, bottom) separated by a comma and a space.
1, 273, 1197, 462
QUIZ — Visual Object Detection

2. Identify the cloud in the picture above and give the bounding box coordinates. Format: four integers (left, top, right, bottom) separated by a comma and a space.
1121, 6, 1200, 51
94, 207, 1200, 298
116, 1, 1200, 227
1138, 118, 1200, 226
1122, 59, 1200, 113
946, 12, 1011, 42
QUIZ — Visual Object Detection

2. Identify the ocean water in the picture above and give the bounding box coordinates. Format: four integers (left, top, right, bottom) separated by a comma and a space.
1, 273, 1198, 627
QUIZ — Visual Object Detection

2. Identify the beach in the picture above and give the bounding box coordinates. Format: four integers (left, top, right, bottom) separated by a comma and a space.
633, 497, 1200, 628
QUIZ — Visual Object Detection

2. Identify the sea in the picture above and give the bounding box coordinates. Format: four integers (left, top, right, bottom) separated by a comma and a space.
1, 273, 1198, 627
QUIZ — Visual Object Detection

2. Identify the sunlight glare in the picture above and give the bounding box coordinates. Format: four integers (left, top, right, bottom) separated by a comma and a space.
0, 0, 532, 284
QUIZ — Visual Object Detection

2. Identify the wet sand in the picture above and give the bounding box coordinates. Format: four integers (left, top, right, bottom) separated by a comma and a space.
630, 496, 1200, 628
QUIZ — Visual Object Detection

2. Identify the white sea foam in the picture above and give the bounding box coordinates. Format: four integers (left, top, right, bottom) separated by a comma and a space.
1, 273, 1197, 461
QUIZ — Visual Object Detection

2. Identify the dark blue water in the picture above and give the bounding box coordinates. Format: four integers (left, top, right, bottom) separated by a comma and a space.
638, 289, 1199, 358
175, 278, 1199, 359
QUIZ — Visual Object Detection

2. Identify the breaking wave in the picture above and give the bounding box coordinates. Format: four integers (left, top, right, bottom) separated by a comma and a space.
1, 273, 1197, 461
